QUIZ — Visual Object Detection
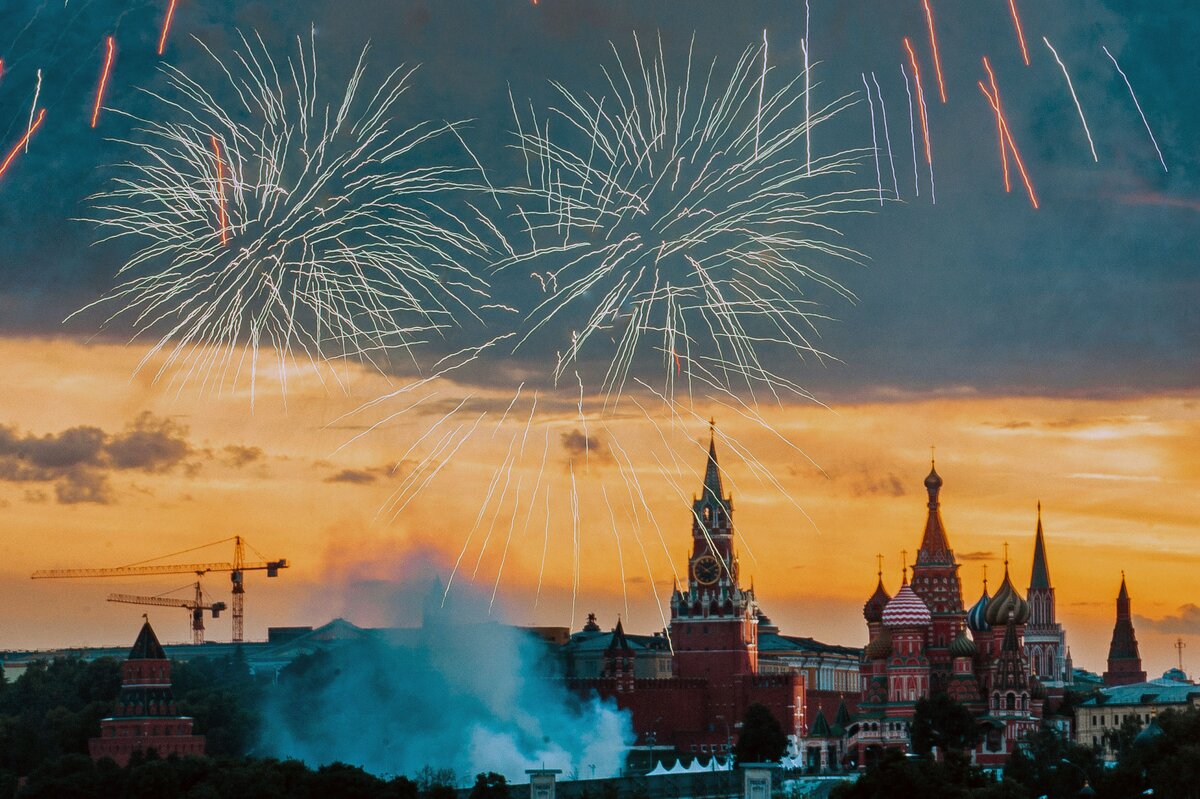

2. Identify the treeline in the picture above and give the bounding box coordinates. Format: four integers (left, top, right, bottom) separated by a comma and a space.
0, 650, 265, 777
14, 756, 513, 799
833, 700, 1200, 799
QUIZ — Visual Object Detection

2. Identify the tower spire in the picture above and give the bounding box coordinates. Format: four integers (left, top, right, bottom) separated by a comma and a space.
1029, 502, 1052, 590
702, 418, 724, 502
917, 457, 952, 564
1104, 572, 1145, 686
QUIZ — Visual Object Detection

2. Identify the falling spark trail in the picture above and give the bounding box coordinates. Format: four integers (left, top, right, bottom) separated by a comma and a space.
901, 64, 920, 197
1102, 45, 1167, 173
0, 108, 45, 179
91, 36, 115, 128
157, 0, 178, 56
755, 28, 767, 161
1043, 37, 1098, 162
26, 69, 41, 153
903, 38, 935, 203
978, 80, 1038, 209
569, 463, 580, 630
803, 0, 811, 176
862, 74, 883, 205
1008, 0, 1031, 66
870, 72, 899, 199
982, 57, 1011, 192
209, 135, 229, 246
921, 0, 947, 103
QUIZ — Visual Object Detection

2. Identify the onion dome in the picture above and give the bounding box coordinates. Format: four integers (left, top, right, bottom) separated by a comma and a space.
863, 575, 891, 623
924, 463, 943, 492
882, 583, 932, 628
1135, 717, 1164, 748
949, 628, 977, 658
865, 628, 893, 660
985, 564, 1030, 626
967, 588, 991, 633
1029, 677, 1046, 700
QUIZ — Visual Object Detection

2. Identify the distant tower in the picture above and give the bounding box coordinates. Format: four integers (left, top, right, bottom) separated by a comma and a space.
1024, 503, 1070, 686
1103, 573, 1147, 686
908, 460, 965, 694
603, 618, 636, 693
89, 618, 205, 765
670, 421, 759, 683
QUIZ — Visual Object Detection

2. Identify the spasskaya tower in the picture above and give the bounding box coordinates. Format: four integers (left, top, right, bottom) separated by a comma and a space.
669, 421, 759, 683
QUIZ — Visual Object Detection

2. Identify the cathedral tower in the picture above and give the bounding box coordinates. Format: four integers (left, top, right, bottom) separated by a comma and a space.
1103, 574, 1147, 686
1024, 504, 1069, 686
908, 461, 965, 693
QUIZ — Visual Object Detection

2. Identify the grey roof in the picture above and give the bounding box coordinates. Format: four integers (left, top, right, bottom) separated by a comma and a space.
1080, 678, 1200, 708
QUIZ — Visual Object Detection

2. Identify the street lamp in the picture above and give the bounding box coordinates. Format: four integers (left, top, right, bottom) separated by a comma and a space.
1059, 759, 1096, 797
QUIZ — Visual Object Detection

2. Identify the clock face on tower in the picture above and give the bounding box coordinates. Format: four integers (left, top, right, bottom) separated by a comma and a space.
693, 555, 721, 586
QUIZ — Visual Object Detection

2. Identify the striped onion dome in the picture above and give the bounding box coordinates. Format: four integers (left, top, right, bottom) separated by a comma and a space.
864, 628, 893, 660
882, 583, 932, 628
985, 566, 1030, 626
967, 588, 991, 632
949, 628, 977, 658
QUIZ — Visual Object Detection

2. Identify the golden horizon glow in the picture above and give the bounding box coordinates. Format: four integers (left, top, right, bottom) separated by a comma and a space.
2, 336, 1198, 682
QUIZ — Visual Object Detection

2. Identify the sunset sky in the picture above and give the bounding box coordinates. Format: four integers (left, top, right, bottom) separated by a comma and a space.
0, 0, 1197, 682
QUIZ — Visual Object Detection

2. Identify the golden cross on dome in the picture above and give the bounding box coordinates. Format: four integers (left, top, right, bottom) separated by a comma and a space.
1003, 542, 1009, 566
876, 553, 884, 578
982, 563, 988, 590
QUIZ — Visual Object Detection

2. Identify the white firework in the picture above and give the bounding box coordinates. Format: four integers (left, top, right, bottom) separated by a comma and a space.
502, 33, 874, 407
79, 31, 502, 395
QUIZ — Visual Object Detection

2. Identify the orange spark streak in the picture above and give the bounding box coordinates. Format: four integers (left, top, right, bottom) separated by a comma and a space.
157, 0, 178, 56
977, 81, 1037, 209
0, 59, 5, 84
210, 135, 229, 245
0, 108, 45, 180
673, 350, 682, 376
1008, 0, 1031, 66
903, 37, 932, 166
91, 36, 115, 129
921, 0, 947, 103
982, 57, 1010, 193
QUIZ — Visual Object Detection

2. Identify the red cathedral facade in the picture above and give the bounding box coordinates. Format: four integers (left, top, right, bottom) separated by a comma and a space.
851, 463, 1068, 768
89, 619, 206, 766
567, 428, 805, 754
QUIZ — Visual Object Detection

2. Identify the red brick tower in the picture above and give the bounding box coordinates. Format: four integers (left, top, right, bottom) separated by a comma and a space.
907, 461, 965, 694
89, 618, 206, 765
1103, 574, 1147, 686
670, 421, 758, 684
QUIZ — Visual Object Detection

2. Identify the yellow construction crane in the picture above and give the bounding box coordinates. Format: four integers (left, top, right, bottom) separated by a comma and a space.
107, 582, 227, 645
32, 536, 287, 642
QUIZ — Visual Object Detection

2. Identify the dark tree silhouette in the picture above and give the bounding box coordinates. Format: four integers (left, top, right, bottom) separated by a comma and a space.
911, 694, 981, 756
733, 703, 787, 765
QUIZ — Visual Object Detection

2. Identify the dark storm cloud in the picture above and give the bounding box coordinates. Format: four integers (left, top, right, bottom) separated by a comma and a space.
958, 551, 996, 563
0, 412, 193, 504
1136, 604, 1200, 635
0, 0, 1195, 399
850, 472, 906, 498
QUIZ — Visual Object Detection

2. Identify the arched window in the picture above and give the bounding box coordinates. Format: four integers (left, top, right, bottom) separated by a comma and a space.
1006, 693, 1016, 711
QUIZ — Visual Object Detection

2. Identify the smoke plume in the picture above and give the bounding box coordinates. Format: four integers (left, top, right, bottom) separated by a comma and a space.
258, 557, 632, 784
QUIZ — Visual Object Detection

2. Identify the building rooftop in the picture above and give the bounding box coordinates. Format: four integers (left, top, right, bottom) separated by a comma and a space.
1080, 677, 1200, 707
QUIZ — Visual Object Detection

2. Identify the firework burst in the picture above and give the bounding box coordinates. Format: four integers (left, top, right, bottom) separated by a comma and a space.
500, 33, 874, 408
77, 31, 501, 397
